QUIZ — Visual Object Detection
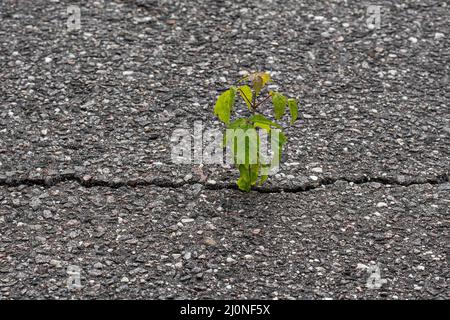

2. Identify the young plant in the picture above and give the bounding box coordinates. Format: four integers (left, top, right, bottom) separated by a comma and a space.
213, 71, 299, 192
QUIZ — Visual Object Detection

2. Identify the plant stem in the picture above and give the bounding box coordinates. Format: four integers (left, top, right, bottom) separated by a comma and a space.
255, 93, 271, 108
238, 88, 255, 114
251, 92, 256, 114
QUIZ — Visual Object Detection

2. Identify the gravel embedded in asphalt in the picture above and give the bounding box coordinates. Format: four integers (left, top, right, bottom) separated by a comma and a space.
0, 181, 448, 299
0, 0, 448, 299
0, 0, 448, 184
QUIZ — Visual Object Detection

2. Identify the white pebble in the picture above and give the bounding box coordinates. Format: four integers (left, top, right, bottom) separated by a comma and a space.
434, 32, 444, 40
388, 69, 397, 76
226, 257, 236, 263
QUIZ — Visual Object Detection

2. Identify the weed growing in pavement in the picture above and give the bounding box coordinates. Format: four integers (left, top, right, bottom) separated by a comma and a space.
213, 72, 299, 192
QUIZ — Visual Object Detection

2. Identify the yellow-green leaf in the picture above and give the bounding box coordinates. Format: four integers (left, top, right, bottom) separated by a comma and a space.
259, 174, 268, 186
250, 114, 281, 130
271, 129, 287, 147
259, 72, 271, 86
213, 87, 236, 125
258, 164, 271, 186
249, 72, 271, 96
271, 92, 287, 120
288, 98, 298, 124
237, 164, 251, 192
238, 85, 253, 110
228, 118, 248, 129
250, 164, 259, 185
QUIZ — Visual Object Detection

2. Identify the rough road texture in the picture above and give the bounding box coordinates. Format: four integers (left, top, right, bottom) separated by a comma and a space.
0, 0, 448, 299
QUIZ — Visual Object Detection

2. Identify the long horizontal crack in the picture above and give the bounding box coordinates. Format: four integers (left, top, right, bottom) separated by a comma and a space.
272, 173, 450, 194
0, 172, 448, 193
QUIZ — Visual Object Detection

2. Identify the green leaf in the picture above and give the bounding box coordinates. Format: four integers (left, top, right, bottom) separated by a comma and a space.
252, 121, 271, 132
228, 118, 248, 129
271, 92, 287, 120
237, 164, 251, 192
250, 164, 259, 185
223, 118, 247, 147
250, 114, 282, 130
226, 124, 257, 166
271, 129, 287, 147
288, 98, 298, 124
258, 164, 271, 186
259, 174, 268, 186
238, 85, 253, 110
237, 164, 259, 191
213, 87, 236, 125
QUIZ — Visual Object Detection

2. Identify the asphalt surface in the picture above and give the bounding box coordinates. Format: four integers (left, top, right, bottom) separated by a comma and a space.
0, 0, 449, 299
1, 181, 449, 299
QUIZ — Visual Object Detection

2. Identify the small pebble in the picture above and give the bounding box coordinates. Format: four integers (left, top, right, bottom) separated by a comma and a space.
204, 237, 217, 246
434, 32, 444, 40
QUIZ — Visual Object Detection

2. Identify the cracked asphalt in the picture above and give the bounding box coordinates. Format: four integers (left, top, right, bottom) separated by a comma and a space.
0, 0, 449, 299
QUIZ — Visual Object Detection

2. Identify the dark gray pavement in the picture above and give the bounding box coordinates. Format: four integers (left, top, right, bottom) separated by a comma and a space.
0, 0, 448, 299
0, 181, 448, 299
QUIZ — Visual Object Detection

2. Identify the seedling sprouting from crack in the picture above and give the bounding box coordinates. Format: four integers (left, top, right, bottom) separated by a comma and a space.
213, 72, 299, 192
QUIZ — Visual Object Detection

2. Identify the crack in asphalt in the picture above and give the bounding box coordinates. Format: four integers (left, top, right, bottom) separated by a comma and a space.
268, 174, 450, 193
0, 172, 448, 193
